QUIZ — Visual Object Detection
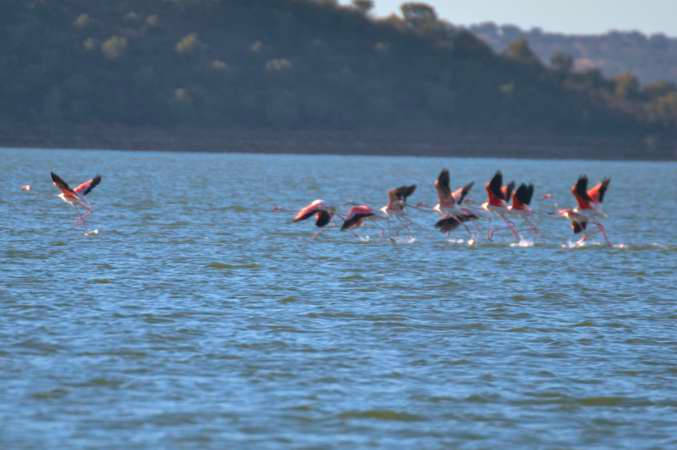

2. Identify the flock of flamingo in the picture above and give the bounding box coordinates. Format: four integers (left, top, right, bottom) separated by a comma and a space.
290, 169, 612, 246
40, 169, 612, 246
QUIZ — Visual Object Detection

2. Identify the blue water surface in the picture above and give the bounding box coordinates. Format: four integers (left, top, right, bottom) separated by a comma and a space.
1, 148, 676, 448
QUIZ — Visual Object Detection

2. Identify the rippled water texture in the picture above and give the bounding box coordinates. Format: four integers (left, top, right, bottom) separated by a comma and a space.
1, 148, 676, 448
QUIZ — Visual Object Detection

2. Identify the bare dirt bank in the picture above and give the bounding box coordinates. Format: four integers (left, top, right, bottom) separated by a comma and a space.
1, 125, 675, 160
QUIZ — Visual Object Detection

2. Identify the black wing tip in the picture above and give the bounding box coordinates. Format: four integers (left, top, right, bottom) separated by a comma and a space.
340, 218, 355, 231
437, 169, 450, 190
506, 181, 515, 200
515, 183, 535, 205
572, 220, 588, 234
395, 184, 417, 199
435, 216, 459, 232
315, 210, 331, 227
574, 175, 589, 199
597, 177, 610, 202
488, 171, 503, 197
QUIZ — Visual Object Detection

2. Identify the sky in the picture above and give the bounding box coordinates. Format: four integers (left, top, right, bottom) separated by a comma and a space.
338, 0, 677, 36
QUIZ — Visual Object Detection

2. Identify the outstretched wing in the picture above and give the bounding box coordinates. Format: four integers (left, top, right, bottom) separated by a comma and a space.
293, 199, 324, 223
501, 181, 515, 203
51, 172, 74, 194
435, 212, 478, 233
74, 175, 102, 196
341, 205, 373, 231
315, 209, 333, 228
513, 183, 534, 207
435, 215, 461, 233
571, 218, 588, 234
435, 169, 451, 198
452, 181, 474, 205
487, 171, 503, 199
588, 178, 610, 203
394, 185, 416, 201
573, 176, 591, 202
525, 184, 534, 205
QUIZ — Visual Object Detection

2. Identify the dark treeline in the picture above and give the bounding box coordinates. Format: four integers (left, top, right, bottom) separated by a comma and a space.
0, 0, 675, 157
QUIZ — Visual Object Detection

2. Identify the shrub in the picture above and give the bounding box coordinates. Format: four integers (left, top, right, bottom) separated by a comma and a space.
176, 33, 200, 54
101, 36, 127, 61
265, 58, 292, 72
73, 14, 90, 29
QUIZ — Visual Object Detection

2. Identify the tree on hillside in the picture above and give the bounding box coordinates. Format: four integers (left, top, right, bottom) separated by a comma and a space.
504, 38, 541, 65
400, 2, 437, 23
614, 72, 640, 99
642, 80, 676, 100
352, 0, 374, 14
551, 51, 574, 73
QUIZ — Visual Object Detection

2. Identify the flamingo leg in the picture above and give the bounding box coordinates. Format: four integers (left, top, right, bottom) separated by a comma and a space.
485, 213, 495, 240
523, 215, 540, 236
594, 221, 612, 247
497, 211, 520, 241
75, 206, 92, 226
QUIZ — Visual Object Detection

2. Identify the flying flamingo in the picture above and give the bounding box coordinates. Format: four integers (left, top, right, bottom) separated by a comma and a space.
51, 172, 102, 224
507, 183, 540, 235
431, 169, 478, 240
379, 184, 417, 236
481, 171, 520, 241
558, 175, 611, 246
341, 205, 376, 232
381, 185, 416, 217
292, 199, 336, 238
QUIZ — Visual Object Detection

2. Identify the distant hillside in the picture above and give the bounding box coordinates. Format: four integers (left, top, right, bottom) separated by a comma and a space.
470, 23, 677, 85
0, 0, 675, 158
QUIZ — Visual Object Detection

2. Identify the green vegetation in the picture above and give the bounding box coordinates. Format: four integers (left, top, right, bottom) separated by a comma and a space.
0, 0, 675, 154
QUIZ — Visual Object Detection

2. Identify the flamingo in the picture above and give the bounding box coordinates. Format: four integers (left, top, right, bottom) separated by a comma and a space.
379, 184, 416, 237
381, 185, 416, 217
481, 171, 520, 241
558, 175, 611, 246
292, 199, 336, 238
432, 169, 478, 240
341, 205, 376, 231
51, 172, 102, 224
508, 183, 540, 235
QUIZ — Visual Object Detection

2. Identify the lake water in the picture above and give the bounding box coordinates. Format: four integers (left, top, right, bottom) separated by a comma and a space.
1, 148, 676, 448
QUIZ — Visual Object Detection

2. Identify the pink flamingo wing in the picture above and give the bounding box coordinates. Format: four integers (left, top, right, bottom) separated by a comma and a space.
293, 200, 324, 222
73, 175, 102, 195
51, 172, 74, 194
587, 178, 610, 203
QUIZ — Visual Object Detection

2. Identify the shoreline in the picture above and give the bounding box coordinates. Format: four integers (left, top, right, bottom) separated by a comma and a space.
1, 125, 675, 161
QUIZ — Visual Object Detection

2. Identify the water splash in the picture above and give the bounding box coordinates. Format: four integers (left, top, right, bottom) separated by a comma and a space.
390, 236, 416, 245
510, 239, 534, 248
